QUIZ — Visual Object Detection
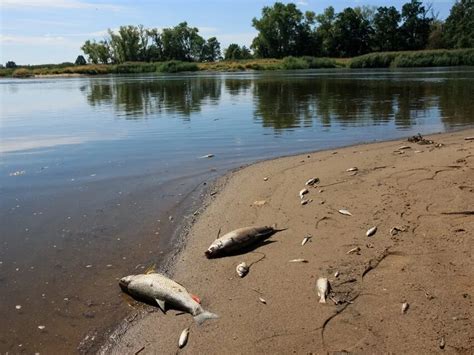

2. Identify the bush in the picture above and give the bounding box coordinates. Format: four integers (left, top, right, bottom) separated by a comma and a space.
12, 68, 33, 78
157, 61, 199, 73
301, 56, 337, 68
282, 56, 309, 70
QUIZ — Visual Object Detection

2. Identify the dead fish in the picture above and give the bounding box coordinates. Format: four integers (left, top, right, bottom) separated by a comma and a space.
119, 273, 218, 324
366, 226, 377, 237
178, 328, 189, 348
346, 167, 358, 172
301, 236, 311, 246
301, 199, 309, 205
299, 188, 309, 199
289, 258, 308, 263
305, 177, 320, 186
338, 209, 352, 216
316, 277, 330, 303
401, 302, 409, 314
439, 336, 445, 349
205, 226, 285, 258
199, 154, 214, 159
236, 262, 249, 278
259, 297, 267, 304
346, 246, 361, 254
398, 145, 411, 150
334, 271, 340, 278
465, 137, 474, 141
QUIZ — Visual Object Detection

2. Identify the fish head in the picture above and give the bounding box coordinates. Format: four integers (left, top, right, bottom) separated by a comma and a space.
119, 275, 135, 290
204, 240, 223, 258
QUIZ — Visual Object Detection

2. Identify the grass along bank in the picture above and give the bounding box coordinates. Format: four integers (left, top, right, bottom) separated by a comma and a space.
2, 48, 473, 78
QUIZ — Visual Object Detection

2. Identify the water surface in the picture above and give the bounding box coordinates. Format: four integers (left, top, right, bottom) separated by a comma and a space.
1, 68, 473, 352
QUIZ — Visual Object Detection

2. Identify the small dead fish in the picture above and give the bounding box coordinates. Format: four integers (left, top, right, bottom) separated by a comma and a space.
263, 177, 268, 181
316, 277, 330, 303
301, 199, 312, 205
346, 167, 358, 172
236, 262, 249, 278
402, 302, 409, 314
334, 271, 340, 278
439, 336, 445, 349
305, 177, 320, 186
259, 297, 266, 304
299, 188, 309, 199
178, 328, 189, 348
465, 136, 474, 141
346, 246, 361, 254
338, 209, 352, 216
366, 226, 377, 237
289, 258, 308, 263
38, 325, 46, 330
398, 145, 411, 150
199, 154, 214, 159
301, 236, 311, 246
205, 226, 284, 258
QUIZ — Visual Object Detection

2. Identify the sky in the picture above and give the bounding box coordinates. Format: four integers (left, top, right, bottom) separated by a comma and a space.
0, 0, 455, 65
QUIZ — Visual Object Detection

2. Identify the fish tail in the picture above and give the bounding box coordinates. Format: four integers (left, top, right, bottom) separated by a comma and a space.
271, 224, 287, 232
194, 310, 219, 325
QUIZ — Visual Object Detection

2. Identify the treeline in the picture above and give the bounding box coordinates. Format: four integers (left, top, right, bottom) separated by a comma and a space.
251, 0, 473, 58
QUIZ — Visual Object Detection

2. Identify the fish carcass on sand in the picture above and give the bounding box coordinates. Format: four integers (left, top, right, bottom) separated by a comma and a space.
205, 226, 285, 258
316, 277, 330, 303
119, 273, 218, 324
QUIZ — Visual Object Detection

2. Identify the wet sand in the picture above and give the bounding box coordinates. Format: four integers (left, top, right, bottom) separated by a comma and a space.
106, 130, 473, 354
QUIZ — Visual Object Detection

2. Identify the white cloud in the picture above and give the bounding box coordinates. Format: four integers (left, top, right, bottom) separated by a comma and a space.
1, 0, 123, 11
297, 1, 308, 6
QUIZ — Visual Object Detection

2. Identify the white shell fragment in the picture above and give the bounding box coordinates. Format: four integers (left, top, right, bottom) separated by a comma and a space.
346, 246, 361, 254
402, 302, 409, 314
38, 325, 46, 330
299, 189, 309, 199
289, 258, 308, 263
253, 200, 266, 206
263, 177, 268, 181
15, 305, 22, 310
301, 236, 311, 246
305, 177, 320, 186
178, 328, 189, 348
236, 262, 249, 278
366, 226, 377, 237
259, 297, 267, 304
316, 277, 330, 303
346, 167, 358, 172
338, 209, 352, 216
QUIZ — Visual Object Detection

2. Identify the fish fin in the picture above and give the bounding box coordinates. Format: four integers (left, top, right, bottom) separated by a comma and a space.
190, 293, 201, 304
155, 298, 166, 313
194, 310, 219, 325
270, 224, 288, 232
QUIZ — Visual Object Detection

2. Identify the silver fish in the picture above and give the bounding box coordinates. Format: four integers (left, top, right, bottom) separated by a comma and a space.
178, 328, 189, 348
259, 297, 267, 304
301, 236, 311, 246
199, 154, 214, 158
366, 226, 377, 237
205, 226, 284, 258
401, 302, 409, 314
338, 209, 353, 216
305, 177, 320, 186
119, 273, 218, 324
236, 262, 249, 278
346, 167, 358, 172
316, 277, 330, 303
289, 258, 308, 263
299, 188, 309, 199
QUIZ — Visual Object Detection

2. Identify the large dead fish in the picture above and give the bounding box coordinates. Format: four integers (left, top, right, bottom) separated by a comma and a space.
205, 226, 285, 258
119, 273, 218, 324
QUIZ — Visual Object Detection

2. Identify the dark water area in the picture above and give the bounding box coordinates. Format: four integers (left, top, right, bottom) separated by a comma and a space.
0, 68, 473, 353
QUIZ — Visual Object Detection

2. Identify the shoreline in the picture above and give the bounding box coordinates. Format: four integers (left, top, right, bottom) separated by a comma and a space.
102, 128, 474, 353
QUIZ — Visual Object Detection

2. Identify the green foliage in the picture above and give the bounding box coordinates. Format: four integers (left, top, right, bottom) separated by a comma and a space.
161, 22, 205, 61
282, 56, 309, 69
156, 61, 199, 73
349, 49, 474, 68
12, 68, 33, 78
444, 0, 474, 49
373, 6, 402, 51
6, 61, 17, 68
332, 7, 373, 57
301, 56, 337, 68
201, 37, 221, 62
224, 44, 252, 60
75, 55, 87, 65
81, 40, 110, 64
400, 0, 432, 50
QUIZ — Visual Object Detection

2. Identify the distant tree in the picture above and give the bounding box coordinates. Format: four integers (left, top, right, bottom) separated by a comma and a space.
426, 20, 447, 49
224, 44, 253, 60
241, 46, 253, 59
400, 0, 432, 50
373, 6, 402, 51
81, 40, 110, 64
251, 2, 316, 58
333, 7, 373, 57
0, 64, 4, 69
6, 61, 17, 68
444, 0, 474, 48
161, 22, 205, 61
146, 28, 164, 61
315, 6, 337, 57
75, 55, 87, 65
200, 37, 221, 62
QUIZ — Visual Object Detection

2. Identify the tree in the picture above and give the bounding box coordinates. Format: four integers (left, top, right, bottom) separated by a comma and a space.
161, 22, 205, 61
224, 44, 252, 60
251, 2, 316, 58
373, 6, 402, 51
81, 40, 110, 64
427, 20, 446, 49
400, 0, 432, 50
107, 25, 148, 63
6, 61, 17, 68
315, 6, 336, 57
75, 55, 87, 65
444, 0, 474, 48
333, 7, 373, 57
200, 37, 221, 62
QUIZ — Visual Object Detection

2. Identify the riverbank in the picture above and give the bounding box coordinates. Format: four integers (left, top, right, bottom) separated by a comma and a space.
103, 129, 474, 354
2, 48, 473, 78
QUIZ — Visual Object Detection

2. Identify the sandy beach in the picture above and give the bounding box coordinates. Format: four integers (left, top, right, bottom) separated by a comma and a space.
104, 129, 473, 354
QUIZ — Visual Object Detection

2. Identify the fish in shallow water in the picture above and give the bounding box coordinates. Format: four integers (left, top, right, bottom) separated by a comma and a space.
205, 226, 285, 258
316, 277, 330, 303
119, 273, 218, 324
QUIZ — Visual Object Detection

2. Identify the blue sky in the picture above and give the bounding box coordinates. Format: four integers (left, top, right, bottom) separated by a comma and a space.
0, 0, 455, 65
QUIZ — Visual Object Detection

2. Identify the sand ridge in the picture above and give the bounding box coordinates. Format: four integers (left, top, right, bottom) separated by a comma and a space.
105, 130, 474, 354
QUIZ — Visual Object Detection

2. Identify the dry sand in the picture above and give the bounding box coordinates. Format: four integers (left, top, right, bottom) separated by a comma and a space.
104, 130, 473, 354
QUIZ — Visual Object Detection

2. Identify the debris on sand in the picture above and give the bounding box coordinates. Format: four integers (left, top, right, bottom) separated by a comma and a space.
178, 328, 189, 348
346, 167, 358, 172
408, 133, 433, 145
402, 302, 409, 314
316, 278, 330, 303
366, 226, 377, 237
305, 177, 320, 186
301, 236, 311, 246
299, 188, 309, 199
253, 200, 266, 206
398, 145, 411, 150
289, 259, 308, 263
236, 262, 249, 278
300, 199, 312, 205
259, 297, 267, 304
263, 177, 268, 181
464, 137, 474, 141
439, 336, 445, 349
338, 209, 352, 216
346, 246, 361, 255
